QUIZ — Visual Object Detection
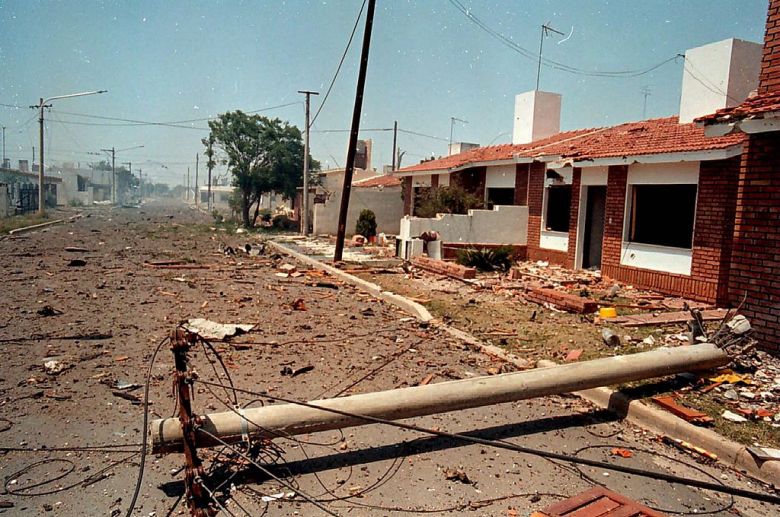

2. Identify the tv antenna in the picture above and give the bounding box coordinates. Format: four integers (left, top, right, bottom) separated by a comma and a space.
536, 23, 565, 90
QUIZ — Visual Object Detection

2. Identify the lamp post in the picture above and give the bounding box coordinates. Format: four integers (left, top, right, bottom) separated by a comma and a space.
31, 90, 107, 215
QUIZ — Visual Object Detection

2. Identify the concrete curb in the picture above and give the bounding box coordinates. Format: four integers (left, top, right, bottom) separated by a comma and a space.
266, 240, 434, 323
267, 239, 778, 488
6, 213, 83, 236
538, 359, 780, 488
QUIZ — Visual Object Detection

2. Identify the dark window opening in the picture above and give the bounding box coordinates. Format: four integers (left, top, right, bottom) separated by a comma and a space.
629, 184, 697, 249
76, 175, 88, 192
412, 186, 431, 215
486, 187, 515, 208
545, 185, 571, 232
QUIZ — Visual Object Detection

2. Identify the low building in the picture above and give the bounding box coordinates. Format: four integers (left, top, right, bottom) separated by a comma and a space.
394, 37, 761, 309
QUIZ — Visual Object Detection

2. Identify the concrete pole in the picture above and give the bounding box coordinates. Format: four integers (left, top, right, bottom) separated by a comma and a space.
151, 344, 729, 453
298, 90, 319, 236
38, 99, 45, 215
195, 153, 199, 209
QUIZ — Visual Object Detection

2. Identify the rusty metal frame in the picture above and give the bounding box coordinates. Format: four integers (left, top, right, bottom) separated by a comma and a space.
171, 328, 215, 517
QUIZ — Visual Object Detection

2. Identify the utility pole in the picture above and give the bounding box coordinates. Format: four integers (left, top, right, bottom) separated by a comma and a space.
187, 167, 190, 201
102, 147, 116, 203
391, 121, 398, 171
205, 137, 214, 212
298, 89, 319, 236
536, 24, 564, 91
31, 90, 106, 215
195, 152, 199, 209
641, 86, 652, 119
123, 161, 132, 201
1, 125, 6, 168
32, 146, 36, 171
138, 169, 143, 202
334, 0, 376, 262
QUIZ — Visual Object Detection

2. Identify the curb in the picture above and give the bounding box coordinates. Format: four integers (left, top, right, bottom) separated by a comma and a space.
266, 240, 434, 323
538, 359, 780, 488
5, 213, 83, 237
267, 239, 778, 488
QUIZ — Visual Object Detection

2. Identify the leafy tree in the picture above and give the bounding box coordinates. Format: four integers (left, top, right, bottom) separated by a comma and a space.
415, 186, 483, 218
206, 111, 319, 228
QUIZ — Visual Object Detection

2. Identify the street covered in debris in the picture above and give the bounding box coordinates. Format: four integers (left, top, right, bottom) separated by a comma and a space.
0, 203, 777, 516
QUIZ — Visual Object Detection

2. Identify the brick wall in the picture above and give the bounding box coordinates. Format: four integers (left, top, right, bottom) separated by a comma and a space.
526, 162, 571, 265
514, 163, 529, 205
402, 176, 413, 216
600, 162, 740, 304
758, 0, 780, 95
728, 132, 780, 351
565, 168, 582, 267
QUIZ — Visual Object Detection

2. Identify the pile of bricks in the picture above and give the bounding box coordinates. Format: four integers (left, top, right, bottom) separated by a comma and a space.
412, 256, 477, 280
526, 287, 598, 314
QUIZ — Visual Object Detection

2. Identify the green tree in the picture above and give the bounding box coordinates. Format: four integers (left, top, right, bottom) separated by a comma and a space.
206, 111, 319, 228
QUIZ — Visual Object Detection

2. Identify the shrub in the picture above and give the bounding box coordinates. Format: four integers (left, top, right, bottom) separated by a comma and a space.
456, 246, 514, 272
258, 209, 273, 223
272, 214, 298, 231
211, 210, 224, 223
355, 209, 377, 238
415, 186, 483, 218
68, 199, 85, 207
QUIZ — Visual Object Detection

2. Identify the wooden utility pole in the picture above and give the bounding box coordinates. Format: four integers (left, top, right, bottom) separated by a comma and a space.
101, 147, 116, 204
206, 137, 214, 212
298, 90, 319, 236
187, 167, 190, 201
334, 0, 377, 262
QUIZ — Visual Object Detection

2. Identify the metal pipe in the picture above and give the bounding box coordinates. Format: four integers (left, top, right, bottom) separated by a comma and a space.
150, 344, 729, 453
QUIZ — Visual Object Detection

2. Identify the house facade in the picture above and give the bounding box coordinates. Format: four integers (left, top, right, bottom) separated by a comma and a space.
697, 0, 780, 351
395, 37, 762, 308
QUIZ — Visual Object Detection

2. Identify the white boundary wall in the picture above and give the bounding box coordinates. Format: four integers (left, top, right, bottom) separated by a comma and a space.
399, 205, 528, 245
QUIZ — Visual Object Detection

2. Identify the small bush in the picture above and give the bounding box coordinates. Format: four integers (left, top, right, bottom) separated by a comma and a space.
212, 210, 224, 223
355, 209, 377, 238
272, 214, 298, 231
415, 186, 483, 218
456, 246, 514, 272
68, 199, 85, 207
258, 209, 273, 223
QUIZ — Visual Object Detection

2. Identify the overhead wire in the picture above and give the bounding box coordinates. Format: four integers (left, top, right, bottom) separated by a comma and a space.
309, 0, 368, 128
446, 0, 679, 78
194, 379, 780, 506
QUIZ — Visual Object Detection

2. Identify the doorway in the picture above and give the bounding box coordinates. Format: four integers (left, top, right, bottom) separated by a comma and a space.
582, 186, 606, 269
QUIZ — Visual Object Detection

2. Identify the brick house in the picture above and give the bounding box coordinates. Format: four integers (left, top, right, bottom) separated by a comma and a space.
395, 37, 763, 308
697, 0, 780, 351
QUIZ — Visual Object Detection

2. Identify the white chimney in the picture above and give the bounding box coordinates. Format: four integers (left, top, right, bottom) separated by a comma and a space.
448, 142, 480, 155
512, 90, 561, 145
679, 38, 762, 124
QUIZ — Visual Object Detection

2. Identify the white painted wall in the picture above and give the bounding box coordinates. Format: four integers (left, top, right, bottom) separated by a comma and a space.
513, 90, 562, 144
0, 184, 10, 217
314, 186, 404, 236
438, 173, 450, 187
399, 205, 528, 245
412, 175, 432, 188
620, 242, 693, 275
580, 166, 608, 186
679, 38, 762, 123
627, 162, 699, 185
540, 230, 568, 252
485, 165, 516, 188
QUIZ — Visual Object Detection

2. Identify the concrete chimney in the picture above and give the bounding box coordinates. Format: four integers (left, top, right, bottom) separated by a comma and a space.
512, 90, 561, 145
448, 142, 480, 156
679, 38, 762, 123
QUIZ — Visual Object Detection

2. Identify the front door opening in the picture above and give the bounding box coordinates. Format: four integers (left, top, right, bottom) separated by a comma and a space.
582, 186, 606, 269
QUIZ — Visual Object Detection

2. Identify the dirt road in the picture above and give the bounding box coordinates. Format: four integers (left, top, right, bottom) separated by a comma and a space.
0, 201, 776, 516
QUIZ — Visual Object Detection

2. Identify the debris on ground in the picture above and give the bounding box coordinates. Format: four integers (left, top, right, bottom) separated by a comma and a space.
443, 467, 472, 484
43, 360, 68, 375
36, 305, 63, 317
651, 395, 714, 425
185, 318, 255, 340
660, 436, 718, 462
67, 258, 87, 267
746, 446, 780, 461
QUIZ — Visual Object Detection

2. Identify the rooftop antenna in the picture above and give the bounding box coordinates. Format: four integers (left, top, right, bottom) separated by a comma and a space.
640, 86, 652, 119
449, 116, 469, 145
536, 23, 565, 91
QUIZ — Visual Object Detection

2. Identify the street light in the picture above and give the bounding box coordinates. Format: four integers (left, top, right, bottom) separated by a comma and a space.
32, 89, 107, 215
99, 145, 144, 203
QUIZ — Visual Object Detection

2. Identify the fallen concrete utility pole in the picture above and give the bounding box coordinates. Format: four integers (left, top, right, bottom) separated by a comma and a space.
151, 344, 728, 453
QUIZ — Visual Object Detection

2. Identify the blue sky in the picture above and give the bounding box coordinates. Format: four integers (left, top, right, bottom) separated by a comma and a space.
0, 0, 769, 186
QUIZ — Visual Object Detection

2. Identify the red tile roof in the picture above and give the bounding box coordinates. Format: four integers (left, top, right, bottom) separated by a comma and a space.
695, 92, 780, 124
396, 117, 744, 174
352, 174, 401, 188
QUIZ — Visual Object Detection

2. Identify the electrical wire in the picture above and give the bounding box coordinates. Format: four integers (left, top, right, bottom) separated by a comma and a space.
124, 335, 171, 517
309, 0, 368, 128
447, 0, 679, 78
193, 379, 780, 506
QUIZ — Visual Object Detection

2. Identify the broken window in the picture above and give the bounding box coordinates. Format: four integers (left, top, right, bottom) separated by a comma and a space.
486, 187, 515, 208
628, 184, 697, 248
544, 185, 571, 232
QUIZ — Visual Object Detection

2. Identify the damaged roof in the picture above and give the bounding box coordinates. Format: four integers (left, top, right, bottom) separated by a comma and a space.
396, 117, 745, 175
695, 91, 780, 125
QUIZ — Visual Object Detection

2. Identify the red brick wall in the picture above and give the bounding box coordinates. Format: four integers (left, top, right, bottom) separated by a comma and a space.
514, 163, 529, 205
728, 132, 780, 351
565, 168, 582, 267
402, 176, 413, 216
600, 162, 740, 304
758, 0, 780, 94
527, 162, 571, 265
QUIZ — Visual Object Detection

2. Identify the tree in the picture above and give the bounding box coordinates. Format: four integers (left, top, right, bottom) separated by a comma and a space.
206, 111, 319, 228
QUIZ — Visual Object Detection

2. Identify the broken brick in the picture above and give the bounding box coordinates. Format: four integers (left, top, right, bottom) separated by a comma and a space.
526, 288, 598, 314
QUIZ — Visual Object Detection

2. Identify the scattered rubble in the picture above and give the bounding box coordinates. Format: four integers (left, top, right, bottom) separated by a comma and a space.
185, 318, 255, 340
